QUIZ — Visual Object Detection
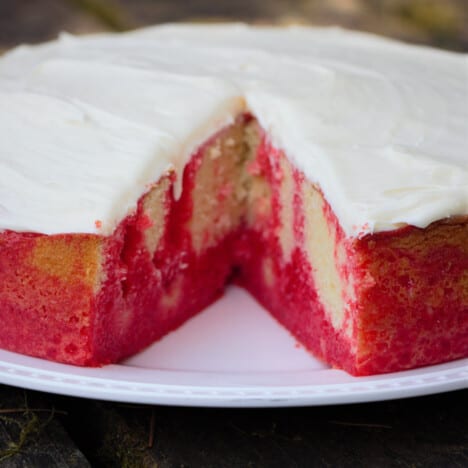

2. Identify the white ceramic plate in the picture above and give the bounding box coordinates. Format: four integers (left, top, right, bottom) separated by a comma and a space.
0, 286, 465, 407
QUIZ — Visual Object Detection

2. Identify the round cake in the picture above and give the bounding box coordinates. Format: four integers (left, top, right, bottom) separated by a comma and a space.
0, 24, 466, 374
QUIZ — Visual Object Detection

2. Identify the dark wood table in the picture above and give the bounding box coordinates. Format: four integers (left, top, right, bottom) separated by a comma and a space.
0, 1, 467, 465
0, 385, 466, 467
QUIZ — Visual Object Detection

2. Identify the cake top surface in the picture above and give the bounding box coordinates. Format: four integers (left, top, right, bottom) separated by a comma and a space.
0, 23, 467, 237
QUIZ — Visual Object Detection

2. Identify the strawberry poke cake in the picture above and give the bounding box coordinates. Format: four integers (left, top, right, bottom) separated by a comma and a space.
0, 24, 466, 375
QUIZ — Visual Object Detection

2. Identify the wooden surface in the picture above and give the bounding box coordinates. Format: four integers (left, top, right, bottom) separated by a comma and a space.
0, 385, 466, 467
0, 0, 467, 466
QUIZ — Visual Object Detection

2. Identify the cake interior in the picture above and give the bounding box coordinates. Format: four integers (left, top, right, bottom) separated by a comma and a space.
0, 115, 466, 375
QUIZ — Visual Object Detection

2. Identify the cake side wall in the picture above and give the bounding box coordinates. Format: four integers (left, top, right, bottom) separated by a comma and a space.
353, 219, 468, 374
0, 231, 103, 364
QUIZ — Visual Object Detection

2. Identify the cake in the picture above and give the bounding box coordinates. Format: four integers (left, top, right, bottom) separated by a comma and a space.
0, 24, 466, 375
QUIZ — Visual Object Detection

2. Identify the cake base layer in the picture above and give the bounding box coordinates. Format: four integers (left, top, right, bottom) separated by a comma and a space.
0, 116, 466, 374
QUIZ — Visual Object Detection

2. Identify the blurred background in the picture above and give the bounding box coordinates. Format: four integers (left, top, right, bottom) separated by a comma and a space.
1, 0, 467, 52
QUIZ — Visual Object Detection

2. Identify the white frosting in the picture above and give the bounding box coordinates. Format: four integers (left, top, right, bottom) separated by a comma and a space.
0, 24, 467, 236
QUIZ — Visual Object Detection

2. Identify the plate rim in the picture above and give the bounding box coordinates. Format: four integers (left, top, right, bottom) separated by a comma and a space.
0, 350, 465, 407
